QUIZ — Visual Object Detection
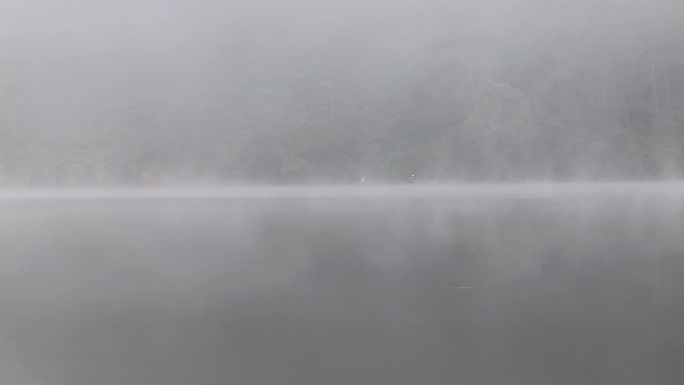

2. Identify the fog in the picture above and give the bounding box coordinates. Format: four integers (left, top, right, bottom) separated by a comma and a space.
1, 0, 683, 183
2, 1, 684, 384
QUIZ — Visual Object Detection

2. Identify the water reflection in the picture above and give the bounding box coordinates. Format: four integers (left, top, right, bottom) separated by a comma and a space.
0, 184, 683, 385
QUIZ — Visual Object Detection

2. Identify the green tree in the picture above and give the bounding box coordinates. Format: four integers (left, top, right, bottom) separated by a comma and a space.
447, 81, 540, 179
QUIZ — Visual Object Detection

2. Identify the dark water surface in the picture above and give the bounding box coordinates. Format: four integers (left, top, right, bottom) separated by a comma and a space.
1, 184, 683, 385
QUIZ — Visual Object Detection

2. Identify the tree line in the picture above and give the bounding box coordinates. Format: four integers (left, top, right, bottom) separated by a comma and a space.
1, 0, 683, 185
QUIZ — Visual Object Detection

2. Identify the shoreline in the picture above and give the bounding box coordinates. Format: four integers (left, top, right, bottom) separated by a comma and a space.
0, 181, 683, 200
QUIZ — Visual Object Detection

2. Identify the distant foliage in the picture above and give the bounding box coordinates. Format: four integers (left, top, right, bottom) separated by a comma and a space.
0, 0, 683, 185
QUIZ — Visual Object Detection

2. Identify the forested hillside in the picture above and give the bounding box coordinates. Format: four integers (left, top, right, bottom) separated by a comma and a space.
1, 0, 683, 185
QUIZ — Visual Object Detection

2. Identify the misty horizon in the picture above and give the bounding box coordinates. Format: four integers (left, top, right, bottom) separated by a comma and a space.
1, 0, 683, 185
2, 3, 684, 381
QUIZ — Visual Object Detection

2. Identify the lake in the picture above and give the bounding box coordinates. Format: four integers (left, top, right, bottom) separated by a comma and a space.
1, 183, 683, 385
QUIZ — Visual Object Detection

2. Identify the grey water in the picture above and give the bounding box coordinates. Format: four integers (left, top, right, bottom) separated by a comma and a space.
1, 183, 683, 385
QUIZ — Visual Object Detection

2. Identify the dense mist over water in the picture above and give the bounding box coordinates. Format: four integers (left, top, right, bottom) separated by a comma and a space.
1, 0, 684, 183
2, 0, 684, 383
1, 184, 683, 384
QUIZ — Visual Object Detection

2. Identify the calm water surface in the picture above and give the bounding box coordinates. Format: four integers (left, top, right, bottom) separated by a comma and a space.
1, 184, 683, 385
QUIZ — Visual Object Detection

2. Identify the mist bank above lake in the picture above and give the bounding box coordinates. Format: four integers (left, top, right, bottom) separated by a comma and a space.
1, 0, 683, 186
